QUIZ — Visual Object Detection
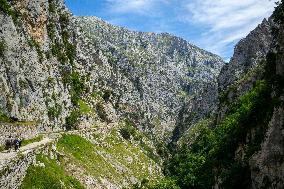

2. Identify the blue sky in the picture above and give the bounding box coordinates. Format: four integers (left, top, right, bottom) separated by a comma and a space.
65, 0, 277, 61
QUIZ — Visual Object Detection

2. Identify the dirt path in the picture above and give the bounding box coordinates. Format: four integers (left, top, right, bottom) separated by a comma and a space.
0, 137, 53, 162
0, 123, 118, 165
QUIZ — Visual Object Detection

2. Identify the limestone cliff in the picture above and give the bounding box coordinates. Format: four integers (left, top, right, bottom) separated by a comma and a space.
0, 0, 224, 188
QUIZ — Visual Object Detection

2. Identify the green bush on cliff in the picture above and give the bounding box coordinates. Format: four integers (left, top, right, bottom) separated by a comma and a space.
119, 119, 137, 140
48, 104, 62, 120
70, 71, 85, 105
0, 39, 6, 57
65, 110, 80, 130
0, 111, 12, 123
0, 0, 19, 22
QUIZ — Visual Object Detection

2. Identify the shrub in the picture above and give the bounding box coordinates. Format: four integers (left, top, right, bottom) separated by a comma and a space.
65, 41, 76, 65
119, 119, 137, 140
47, 22, 56, 41
143, 178, 180, 189
96, 102, 107, 122
65, 110, 80, 131
51, 42, 68, 64
165, 79, 273, 188
78, 99, 91, 114
0, 39, 6, 57
59, 13, 69, 27
27, 38, 43, 62
102, 90, 112, 102
70, 72, 84, 105
0, 0, 19, 22
0, 0, 11, 15
0, 111, 12, 123
19, 79, 29, 89
47, 104, 62, 120
48, 0, 56, 13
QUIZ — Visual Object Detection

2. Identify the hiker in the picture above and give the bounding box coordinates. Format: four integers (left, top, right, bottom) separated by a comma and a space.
5, 135, 13, 152
14, 137, 21, 151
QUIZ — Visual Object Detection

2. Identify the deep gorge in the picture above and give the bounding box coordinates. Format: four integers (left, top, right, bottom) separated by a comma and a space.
0, 0, 283, 188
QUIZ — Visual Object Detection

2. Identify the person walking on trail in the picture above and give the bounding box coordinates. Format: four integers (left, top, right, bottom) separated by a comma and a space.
14, 137, 21, 151
5, 135, 13, 152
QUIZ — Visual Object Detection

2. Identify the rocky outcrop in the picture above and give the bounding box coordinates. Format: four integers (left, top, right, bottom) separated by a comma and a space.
250, 107, 284, 189
0, 138, 56, 189
0, 0, 74, 131
216, 18, 273, 123
0, 0, 225, 143
218, 18, 273, 92
75, 17, 224, 140
214, 5, 284, 188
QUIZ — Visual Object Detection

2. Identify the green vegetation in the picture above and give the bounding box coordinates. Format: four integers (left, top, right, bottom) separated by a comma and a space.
132, 178, 180, 189
48, 0, 56, 13
51, 42, 68, 64
27, 38, 43, 62
78, 100, 91, 114
65, 40, 76, 65
48, 104, 62, 120
70, 72, 85, 105
91, 90, 103, 99
0, 145, 5, 152
65, 110, 80, 131
57, 133, 161, 186
162, 3, 284, 188
102, 90, 112, 102
0, 39, 6, 57
165, 79, 273, 188
59, 13, 69, 27
0, 0, 11, 15
119, 119, 161, 163
20, 154, 84, 189
0, 111, 12, 123
21, 136, 43, 147
47, 22, 56, 42
119, 119, 137, 140
273, 0, 284, 25
19, 79, 29, 89
95, 102, 107, 121
47, 77, 55, 86
0, 0, 19, 23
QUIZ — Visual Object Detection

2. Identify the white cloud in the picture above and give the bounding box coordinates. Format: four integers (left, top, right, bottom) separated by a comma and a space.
105, 0, 168, 15
181, 0, 278, 60
102, 0, 277, 60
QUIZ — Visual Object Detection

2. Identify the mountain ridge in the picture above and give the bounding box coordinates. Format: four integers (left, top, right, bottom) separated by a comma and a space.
0, 0, 283, 188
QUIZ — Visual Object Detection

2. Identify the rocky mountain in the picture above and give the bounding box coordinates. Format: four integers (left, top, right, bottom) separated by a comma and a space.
166, 2, 284, 189
0, 0, 224, 188
74, 16, 224, 141
0, 0, 283, 188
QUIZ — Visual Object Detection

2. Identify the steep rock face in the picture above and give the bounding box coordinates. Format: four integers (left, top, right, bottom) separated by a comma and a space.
75, 17, 225, 140
0, 0, 74, 134
0, 0, 225, 187
249, 8, 284, 188
217, 19, 273, 123
218, 18, 273, 92
250, 107, 284, 189
215, 10, 284, 188
0, 0, 224, 143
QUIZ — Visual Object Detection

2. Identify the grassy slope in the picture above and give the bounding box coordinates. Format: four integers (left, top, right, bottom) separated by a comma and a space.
20, 128, 162, 188
20, 154, 84, 189
57, 129, 162, 187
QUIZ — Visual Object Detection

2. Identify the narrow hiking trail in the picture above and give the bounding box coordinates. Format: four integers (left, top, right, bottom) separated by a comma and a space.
0, 123, 118, 166
0, 137, 54, 164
